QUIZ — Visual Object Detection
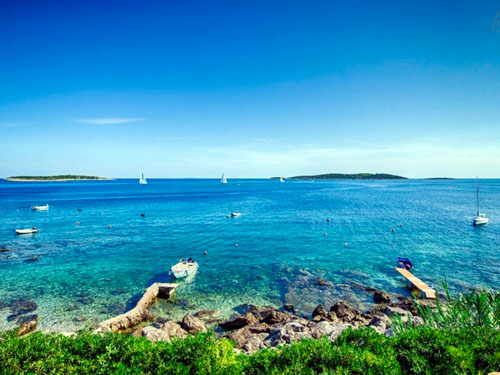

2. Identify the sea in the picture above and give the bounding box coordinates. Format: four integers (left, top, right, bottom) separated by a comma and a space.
0, 178, 499, 332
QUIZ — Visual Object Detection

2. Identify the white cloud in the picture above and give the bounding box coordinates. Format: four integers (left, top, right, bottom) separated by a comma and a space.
76, 117, 145, 125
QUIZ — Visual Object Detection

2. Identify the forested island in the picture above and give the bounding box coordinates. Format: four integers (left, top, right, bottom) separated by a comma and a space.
272, 173, 407, 180
5, 175, 111, 182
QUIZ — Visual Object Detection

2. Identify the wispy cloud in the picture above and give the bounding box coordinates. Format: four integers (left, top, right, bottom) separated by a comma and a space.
76, 117, 145, 125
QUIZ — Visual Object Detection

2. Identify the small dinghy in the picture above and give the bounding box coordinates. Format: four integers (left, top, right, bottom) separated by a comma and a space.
397, 257, 412, 270
230, 212, 241, 217
32, 204, 49, 211
15, 227, 39, 235
170, 258, 198, 279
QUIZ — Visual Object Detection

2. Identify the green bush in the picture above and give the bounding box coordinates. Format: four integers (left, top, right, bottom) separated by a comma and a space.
1, 327, 499, 374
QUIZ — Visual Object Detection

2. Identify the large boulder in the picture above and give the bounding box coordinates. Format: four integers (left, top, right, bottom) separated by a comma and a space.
373, 290, 391, 304
226, 327, 252, 348
181, 314, 207, 334
141, 326, 170, 342
327, 324, 352, 342
242, 333, 268, 353
219, 312, 259, 330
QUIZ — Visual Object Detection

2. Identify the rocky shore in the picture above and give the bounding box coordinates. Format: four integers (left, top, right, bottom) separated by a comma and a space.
128, 289, 434, 353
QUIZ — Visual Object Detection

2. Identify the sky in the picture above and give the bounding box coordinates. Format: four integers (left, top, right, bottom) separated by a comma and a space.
1, 0, 500, 178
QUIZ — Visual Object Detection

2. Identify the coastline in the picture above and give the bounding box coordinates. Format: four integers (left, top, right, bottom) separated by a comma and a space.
4, 178, 113, 182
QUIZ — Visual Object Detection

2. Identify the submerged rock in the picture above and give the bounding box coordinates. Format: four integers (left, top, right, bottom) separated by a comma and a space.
7, 299, 37, 320
181, 314, 207, 334
373, 290, 391, 304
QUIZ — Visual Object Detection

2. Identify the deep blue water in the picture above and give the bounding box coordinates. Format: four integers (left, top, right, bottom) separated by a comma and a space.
0, 179, 499, 331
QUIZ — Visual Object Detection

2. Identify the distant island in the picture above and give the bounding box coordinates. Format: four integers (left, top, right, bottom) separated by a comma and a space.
423, 177, 455, 180
5, 175, 111, 182
272, 173, 407, 180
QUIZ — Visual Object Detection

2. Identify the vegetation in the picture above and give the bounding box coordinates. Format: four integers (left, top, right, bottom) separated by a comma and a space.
5, 175, 109, 181
1, 327, 499, 374
1, 288, 499, 374
274, 173, 407, 180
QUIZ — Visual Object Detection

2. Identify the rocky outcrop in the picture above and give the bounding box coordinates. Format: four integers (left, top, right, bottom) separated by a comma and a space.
141, 326, 170, 342
181, 314, 207, 334
94, 282, 177, 333
312, 304, 328, 318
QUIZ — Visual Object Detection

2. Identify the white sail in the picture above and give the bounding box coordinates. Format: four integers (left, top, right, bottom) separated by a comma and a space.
139, 173, 147, 184
221, 173, 227, 184
473, 177, 488, 226
280, 175, 284, 183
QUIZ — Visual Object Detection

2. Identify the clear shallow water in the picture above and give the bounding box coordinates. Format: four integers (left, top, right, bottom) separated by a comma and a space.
0, 179, 499, 332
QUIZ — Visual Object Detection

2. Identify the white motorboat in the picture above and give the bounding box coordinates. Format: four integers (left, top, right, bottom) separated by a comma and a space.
15, 227, 39, 235
139, 173, 147, 185
230, 212, 241, 217
221, 173, 227, 184
280, 175, 285, 183
32, 204, 49, 211
170, 258, 198, 279
473, 178, 488, 226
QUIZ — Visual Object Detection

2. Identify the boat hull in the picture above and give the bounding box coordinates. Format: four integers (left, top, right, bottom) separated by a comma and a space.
170, 262, 198, 279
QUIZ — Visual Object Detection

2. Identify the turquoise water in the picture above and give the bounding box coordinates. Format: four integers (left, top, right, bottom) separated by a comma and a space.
0, 179, 499, 331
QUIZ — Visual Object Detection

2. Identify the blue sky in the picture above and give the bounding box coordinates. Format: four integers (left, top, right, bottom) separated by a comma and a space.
1, 0, 500, 178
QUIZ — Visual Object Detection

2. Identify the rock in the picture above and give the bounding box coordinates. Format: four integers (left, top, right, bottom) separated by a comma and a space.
260, 309, 292, 325
110, 288, 126, 295
17, 314, 38, 336
327, 324, 352, 342
282, 304, 295, 312
312, 304, 328, 318
226, 327, 252, 348
390, 297, 418, 315
311, 321, 337, 339
268, 323, 312, 346
242, 333, 268, 353
248, 323, 272, 334
313, 314, 322, 322
141, 326, 170, 342
194, 310, 218, 319
325, 311, 339, 322
162, 321, 188, 339
181, 314, 207, 334
7, 299, 37, 320
373, 290, 391, 304
317, 278, 327, 286
73, 316, 87, 322
330, 301, 361, 323
368, 314, 391, 334
219, 312, 259, 330
129, 327, 143, 338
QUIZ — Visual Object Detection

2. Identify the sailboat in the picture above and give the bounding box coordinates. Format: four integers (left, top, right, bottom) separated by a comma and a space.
473, 177, 488, 226
221, 173, 227, 184
139, 173, 147, 185
280, 175, 285, 183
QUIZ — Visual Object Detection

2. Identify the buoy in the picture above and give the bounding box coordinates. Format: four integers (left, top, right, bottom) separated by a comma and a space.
344, 242, 348, 247
77, 208, 82, 212
391, 228, 395, 232
326, 218, 330, 223
141, 213, 145, 217
399, 224, 403, 228
324, 233, 327, 237
234, 243, 239, 248
76, 221, 80, 225
108, 225, 112, 228
203, 250, 207, 255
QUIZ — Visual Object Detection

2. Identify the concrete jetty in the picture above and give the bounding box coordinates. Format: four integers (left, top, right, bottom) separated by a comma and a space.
395, 268, 436, 299
95, 282, 178, 333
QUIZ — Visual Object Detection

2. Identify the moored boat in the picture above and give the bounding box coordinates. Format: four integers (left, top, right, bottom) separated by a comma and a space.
32, 204, 49, 211
230, 212, 241, 217
139, 173, 147, 185
15, 227, 39, 235
170, 258, 198, 279
221, 173, 227, 184
473, 178, 488, 226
